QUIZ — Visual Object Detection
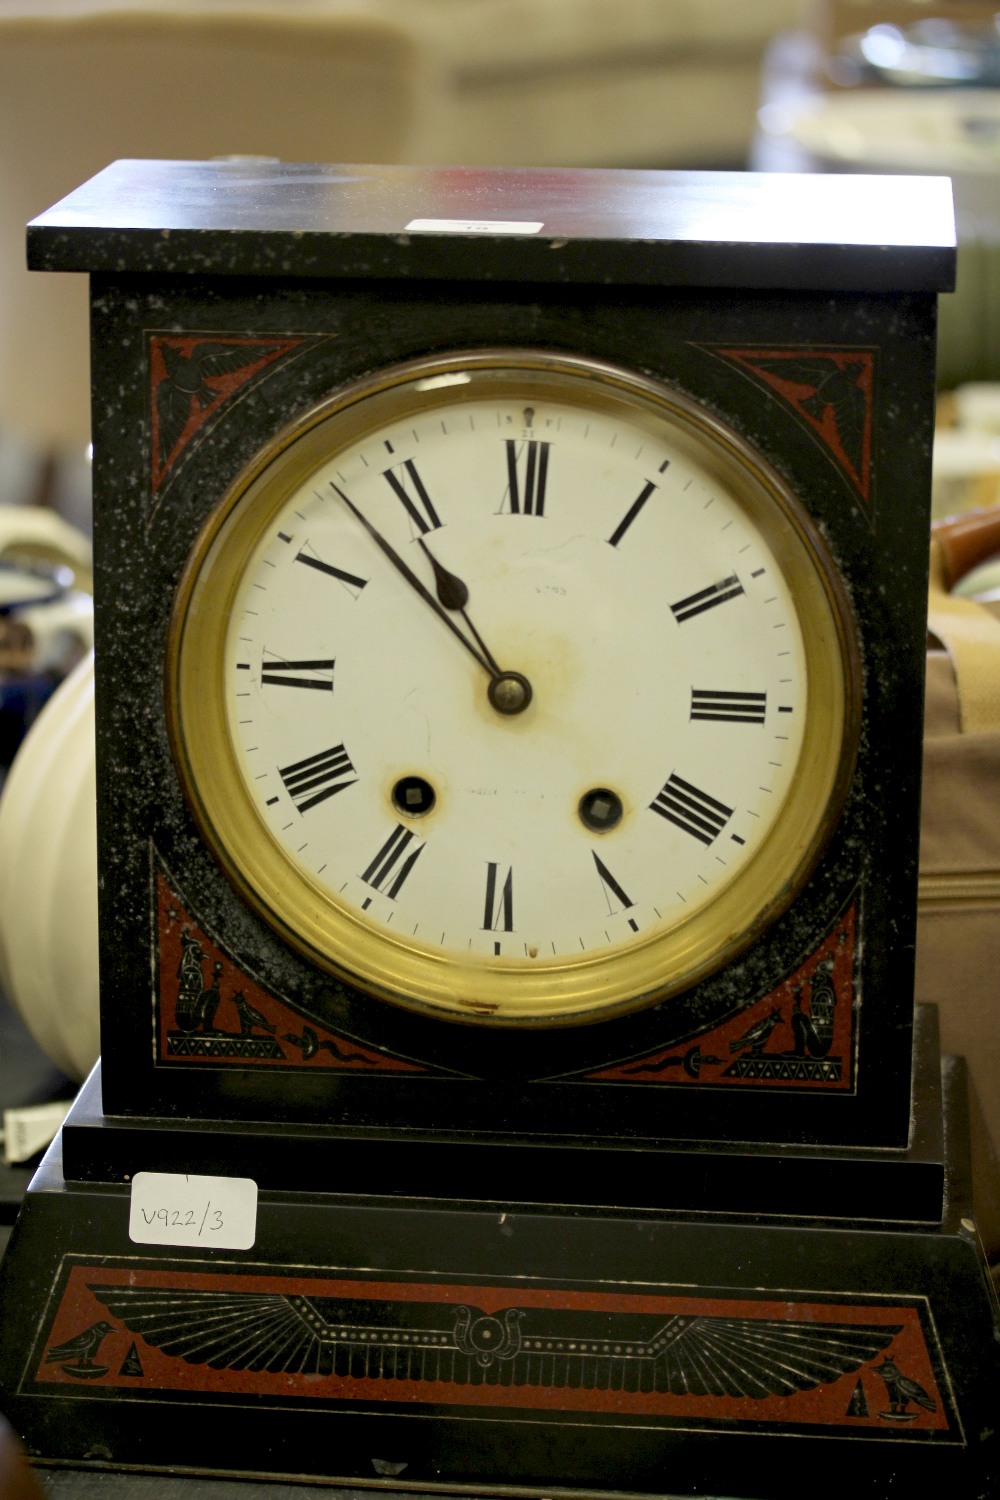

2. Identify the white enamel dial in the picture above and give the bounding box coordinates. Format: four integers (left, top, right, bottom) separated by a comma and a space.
168, 352, 857, 1025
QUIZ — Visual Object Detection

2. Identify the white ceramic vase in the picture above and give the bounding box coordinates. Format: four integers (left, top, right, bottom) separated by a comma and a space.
0, 649, 98, 1080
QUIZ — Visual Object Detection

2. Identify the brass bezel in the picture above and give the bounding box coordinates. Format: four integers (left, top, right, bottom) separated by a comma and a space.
166, 349, 861, 1027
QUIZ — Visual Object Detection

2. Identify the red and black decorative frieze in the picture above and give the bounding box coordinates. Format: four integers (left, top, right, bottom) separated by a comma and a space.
155, 864, 426, 1076
149, 332, 313, 495
28, 1259, 958, 1442
706, 347, 875, 504
587, 903, 856, 1092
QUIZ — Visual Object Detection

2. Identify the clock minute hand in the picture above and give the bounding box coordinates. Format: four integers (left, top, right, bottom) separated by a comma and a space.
330, 483, 498, 681
331, 484, 533, 716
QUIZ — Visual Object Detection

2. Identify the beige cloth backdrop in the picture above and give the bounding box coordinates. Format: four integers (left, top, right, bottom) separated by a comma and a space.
0, 3, 424, 452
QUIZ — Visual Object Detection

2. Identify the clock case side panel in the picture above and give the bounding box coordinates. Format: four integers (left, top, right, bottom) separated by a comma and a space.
88, 271, 935, 1152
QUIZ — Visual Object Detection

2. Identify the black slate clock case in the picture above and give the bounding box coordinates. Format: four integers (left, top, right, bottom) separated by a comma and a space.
62, 163, 946, 1156
5, 163, 1000, 1500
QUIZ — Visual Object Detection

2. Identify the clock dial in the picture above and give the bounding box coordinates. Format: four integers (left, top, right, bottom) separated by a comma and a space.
168, 351, 859, 1025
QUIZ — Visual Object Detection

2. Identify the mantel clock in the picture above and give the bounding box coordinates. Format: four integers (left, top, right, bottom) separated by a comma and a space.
2, 162, 996, 1499
42, 163, 952, 1150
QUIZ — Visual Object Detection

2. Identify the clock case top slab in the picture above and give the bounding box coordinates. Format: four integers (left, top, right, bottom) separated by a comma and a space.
29, 161, 956, 1152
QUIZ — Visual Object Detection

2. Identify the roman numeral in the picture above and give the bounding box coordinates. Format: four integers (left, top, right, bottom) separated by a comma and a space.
362, 824, 425, 899
650, 773, 733, 846
279, 744, 357, 812
607, 479, 656, 547
382, 459, 442, 534
261, 654, 335, 692
504, 439, 550, 516
483, 863, 514, 931
690, 689, 767, 724
670, 575, 744, 623
294, 546, 367, 595
592, 852, 635, 914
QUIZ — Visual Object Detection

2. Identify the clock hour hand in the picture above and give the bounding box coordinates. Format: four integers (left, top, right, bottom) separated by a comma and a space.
331, 484, 531, 714
415, 536, 505, 681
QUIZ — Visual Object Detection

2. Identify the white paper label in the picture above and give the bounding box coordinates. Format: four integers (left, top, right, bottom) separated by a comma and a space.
128, 1171, 257, 1250
405, 218, 543, 235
